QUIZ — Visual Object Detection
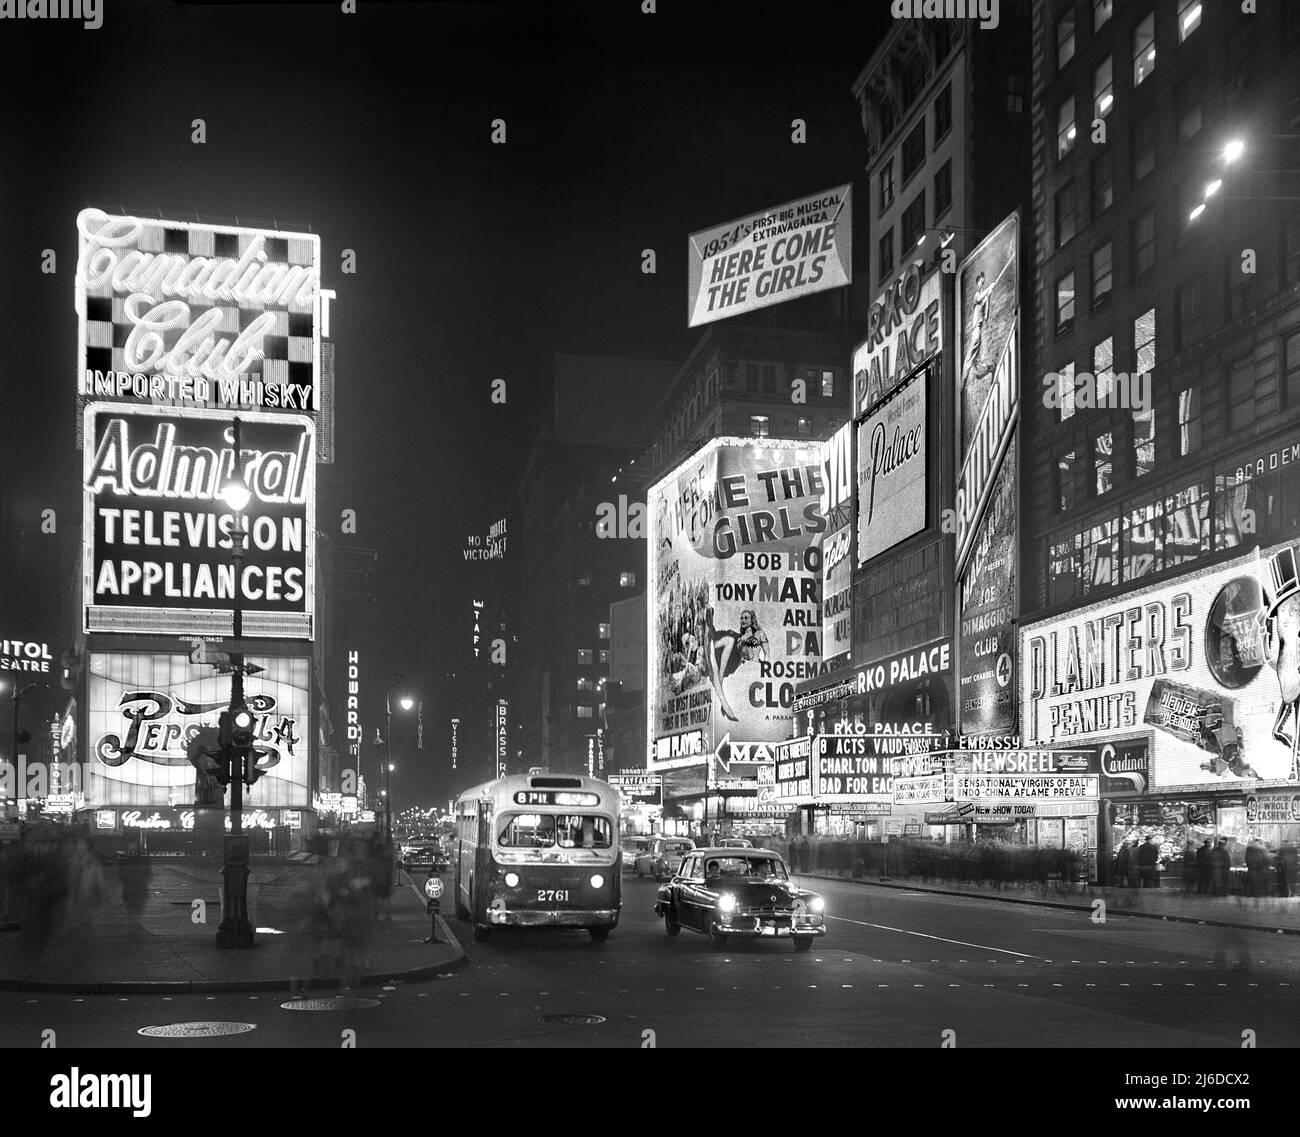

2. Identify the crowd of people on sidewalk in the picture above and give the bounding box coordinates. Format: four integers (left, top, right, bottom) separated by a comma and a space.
290, 834, 398, 991
1110, 835, 1299, 897
0, 828, 107, 963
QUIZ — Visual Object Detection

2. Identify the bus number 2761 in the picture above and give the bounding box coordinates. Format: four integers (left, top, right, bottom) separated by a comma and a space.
537, 889, 570, 903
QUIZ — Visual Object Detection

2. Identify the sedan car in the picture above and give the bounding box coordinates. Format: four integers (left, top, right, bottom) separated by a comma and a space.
621, 836, 652, 873
654, 849, 827, 951
400, 842, 449, 872
635, 836, 696, 881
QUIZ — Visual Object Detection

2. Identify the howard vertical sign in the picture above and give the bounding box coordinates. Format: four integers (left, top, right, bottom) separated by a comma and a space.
955, 213, 1019, 737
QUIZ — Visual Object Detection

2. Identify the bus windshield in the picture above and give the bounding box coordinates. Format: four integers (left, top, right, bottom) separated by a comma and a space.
498, 813, 613, 849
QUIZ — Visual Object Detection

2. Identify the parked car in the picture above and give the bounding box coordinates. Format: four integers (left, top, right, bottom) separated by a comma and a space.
635, 836, 696, 880
622, 836, 652, 873
401, 841, 448, 872
654, 848, 827, 951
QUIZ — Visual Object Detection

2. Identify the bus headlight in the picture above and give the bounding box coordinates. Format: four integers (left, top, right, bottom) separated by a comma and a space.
717, 893, 737, 914
590, 874, 604, 889
504, 872, 520, 888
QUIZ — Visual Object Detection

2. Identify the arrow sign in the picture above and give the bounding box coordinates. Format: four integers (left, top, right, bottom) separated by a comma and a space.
714, 732, 735, 772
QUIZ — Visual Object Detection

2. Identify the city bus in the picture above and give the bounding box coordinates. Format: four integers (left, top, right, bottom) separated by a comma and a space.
454, 772, 622, 943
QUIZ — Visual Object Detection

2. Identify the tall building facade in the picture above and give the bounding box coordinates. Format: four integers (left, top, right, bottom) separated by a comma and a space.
1021, 0, 1300, 872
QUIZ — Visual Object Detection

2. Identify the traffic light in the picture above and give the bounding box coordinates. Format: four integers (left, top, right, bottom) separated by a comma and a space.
230, 702, 265, 786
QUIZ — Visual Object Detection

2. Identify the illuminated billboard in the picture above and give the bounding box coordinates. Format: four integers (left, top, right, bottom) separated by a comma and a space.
820, 424, 853, 661
648, 438, 826, 765
86, 651, 311, 809
1021, 543, 1300, 789
75, 208, 323, 428
82, 403, 315, 638
956, 211, 1020, 736
856, 367, 927, 566
852, 263, 943, 420
687, 185, 852, 328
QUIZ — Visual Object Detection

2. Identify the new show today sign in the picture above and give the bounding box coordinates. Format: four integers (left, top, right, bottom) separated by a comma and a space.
83, 403, 315, 638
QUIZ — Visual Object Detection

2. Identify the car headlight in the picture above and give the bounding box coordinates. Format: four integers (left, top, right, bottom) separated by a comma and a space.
809, 897, 825, 914
590, 874, 604, 888
716, 893, 737, 914
504, 872, 520, 888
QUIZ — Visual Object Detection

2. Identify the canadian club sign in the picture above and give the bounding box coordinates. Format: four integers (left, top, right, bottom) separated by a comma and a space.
82, 403, 315, 638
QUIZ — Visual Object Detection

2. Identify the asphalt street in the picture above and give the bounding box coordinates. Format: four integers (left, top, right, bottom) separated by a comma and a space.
2, 872, 1297, 1049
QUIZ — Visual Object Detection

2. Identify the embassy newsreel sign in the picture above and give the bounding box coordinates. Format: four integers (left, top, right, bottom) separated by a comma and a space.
83, 403, 315, 638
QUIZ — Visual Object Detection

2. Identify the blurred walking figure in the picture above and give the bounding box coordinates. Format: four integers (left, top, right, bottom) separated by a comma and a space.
1136, 836, 1160, 888
64, 835, 106, 964
1181, 842, 1198, 892
1245, 838, 1272, 898
119, 857, 153, 919
1196, 839, 1214, 895
1278, 841, 1297, 898
788, 838, 800, 873
1211, 839, 1232, 896
18, 835, 68, 963
1113, 840, 1132, 888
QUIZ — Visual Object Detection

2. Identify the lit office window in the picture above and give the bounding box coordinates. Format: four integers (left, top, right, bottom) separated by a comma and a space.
577, 648, 593, 666
1059, 361, 1077, 421
1057, 10, 1075, 68
619, 572, 636, 588
1134, 308, 1156, 375
1133, 13, 1156, 87
1056, 271, 1076, 331
1057, 95, 1077, 158
750, 415, 770, 438
1093, 56, 1113, 119
598, 622, 610, 640
821, 370, 835, 398
1178, 0, 1202, 42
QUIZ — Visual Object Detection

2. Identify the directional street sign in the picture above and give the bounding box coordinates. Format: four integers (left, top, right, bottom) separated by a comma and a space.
713, 732, 773, 773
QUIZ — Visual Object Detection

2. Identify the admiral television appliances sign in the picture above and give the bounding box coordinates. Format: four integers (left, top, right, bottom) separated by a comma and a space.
83, 403, 315, 638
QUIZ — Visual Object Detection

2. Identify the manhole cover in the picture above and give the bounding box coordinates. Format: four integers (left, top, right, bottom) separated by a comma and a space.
138, 1022, 257, 1038
279, 996, 382, 1011
541, 1013, 606, 1025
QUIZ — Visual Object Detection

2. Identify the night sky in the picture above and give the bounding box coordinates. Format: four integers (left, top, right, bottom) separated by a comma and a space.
0, 0, 890, 806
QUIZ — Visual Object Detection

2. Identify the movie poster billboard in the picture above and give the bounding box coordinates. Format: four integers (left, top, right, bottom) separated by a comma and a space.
75, 208, 323, 431
956, 211, 1019, 736
820, 424, 853, 660
687, 185, 852, 328
959, 436, 1016, 735
1021, 543, 1300, 788
648, 438, 825, 766
83, 403, 315, 638
857, 369, 926, 566
86, 651, 311, 809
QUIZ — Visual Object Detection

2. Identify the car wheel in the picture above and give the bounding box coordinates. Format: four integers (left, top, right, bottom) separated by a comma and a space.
708, 926, 727, 948
588, 926, 610, 943
664, 908, 681, 937
792, 936, 813, 952
472, 924, 492, 943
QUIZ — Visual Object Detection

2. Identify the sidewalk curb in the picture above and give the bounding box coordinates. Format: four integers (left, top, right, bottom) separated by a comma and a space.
801, 873, 1300, 936
0, 880, 468, 995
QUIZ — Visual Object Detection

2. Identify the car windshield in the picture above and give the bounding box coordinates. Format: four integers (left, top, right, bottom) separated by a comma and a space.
702, 855, 787, 879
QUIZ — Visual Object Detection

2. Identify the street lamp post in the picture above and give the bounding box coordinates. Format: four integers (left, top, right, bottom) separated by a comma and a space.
215, 416, 255, 950
382, 674, 414, 881
7, 680, 48, 816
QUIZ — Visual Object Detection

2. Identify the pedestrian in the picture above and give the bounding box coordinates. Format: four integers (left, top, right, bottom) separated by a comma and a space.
1211, 839, 1231, 896
119, 857, 152, 919
1136, 836, 1160, 888
1279, 842, 1298, 899
1245, 838, 1271, 898
798, 836, 812, 873
1196, 839, 1214, 895
1181, 842, 1198, 893
1114, 840, 1132, 888
787, 837, 799, 873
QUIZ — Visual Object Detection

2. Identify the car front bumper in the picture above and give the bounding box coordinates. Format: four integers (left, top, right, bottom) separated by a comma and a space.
710, 914, 827, 938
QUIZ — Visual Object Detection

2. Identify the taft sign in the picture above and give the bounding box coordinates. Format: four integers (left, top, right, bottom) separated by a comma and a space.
75, 209, 323, 416
83, 403, 315, 638
687, 185, 852, 328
